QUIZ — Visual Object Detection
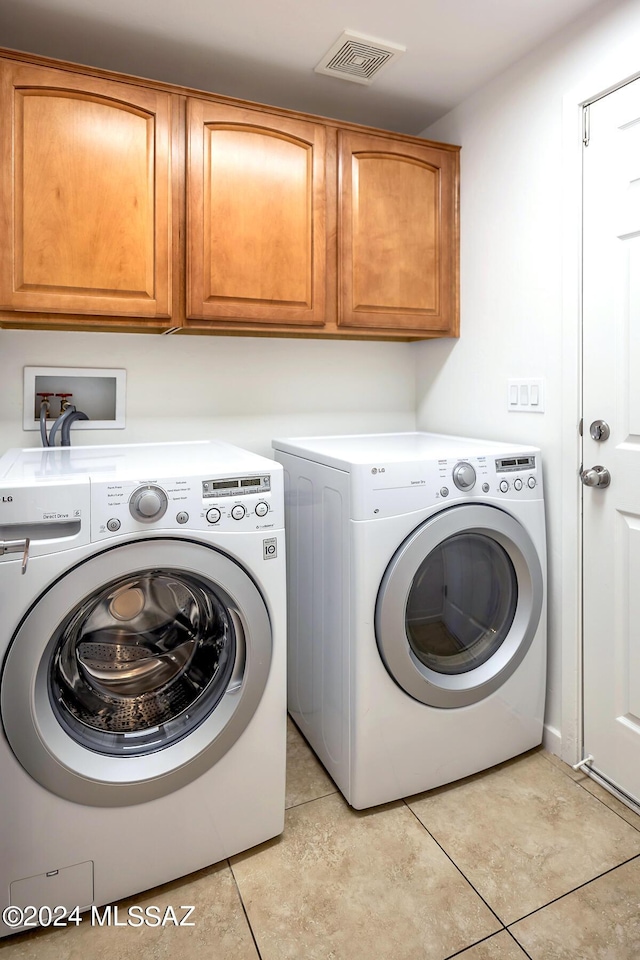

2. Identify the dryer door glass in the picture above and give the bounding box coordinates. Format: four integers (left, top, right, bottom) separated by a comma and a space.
49, 569, 237, 756
375, 504, 544, 708
406, 533, 517, 675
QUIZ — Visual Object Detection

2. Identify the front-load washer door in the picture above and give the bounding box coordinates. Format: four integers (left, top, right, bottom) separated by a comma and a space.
1, 538, 272, 806
375, 504, 543, 708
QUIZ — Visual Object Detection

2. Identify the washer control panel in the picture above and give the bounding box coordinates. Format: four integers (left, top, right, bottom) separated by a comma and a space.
92, 471, 280, 541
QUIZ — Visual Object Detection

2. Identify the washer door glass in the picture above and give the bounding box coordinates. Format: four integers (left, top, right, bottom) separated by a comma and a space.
1, 538, 273, 806
406, 533, 517, 676
50, 570, 237, 756
376, 504, 544, 708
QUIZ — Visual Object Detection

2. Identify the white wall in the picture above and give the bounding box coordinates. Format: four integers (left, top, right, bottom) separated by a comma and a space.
417, 0, 640, 756
0, 329, 416, 457
5, 0, 640, 762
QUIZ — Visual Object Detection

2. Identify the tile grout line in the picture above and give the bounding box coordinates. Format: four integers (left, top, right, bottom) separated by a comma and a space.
539, 752, 640, 833
285, 788, 338, 812
442, 926, 535, 960
285, 751, 639, 957
402, 800, 506, 930
504, 926, 535, 960
503, 851, 640, 929
402, 800, 640, 954
573, 780, 640, 833
228, 857, 264, 960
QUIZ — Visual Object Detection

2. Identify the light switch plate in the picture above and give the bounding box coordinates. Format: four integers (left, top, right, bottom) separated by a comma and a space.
507, 378, 544, 413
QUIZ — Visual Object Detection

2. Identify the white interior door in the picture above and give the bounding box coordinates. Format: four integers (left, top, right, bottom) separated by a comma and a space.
583, 76, 640, 805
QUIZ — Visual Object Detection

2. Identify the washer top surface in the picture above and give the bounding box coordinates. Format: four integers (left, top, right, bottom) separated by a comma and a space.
0, 440, 277, 484
272, 431, 539, 472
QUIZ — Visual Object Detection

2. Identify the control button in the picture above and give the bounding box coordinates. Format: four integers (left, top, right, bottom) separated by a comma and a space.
482, 483, 490, 493
138, 492, 162, 516
206, 507, 221, 524
440, 486, 449, 498
129, 484, 168, 523
528, 476, 537, 489
514, 478, 523, 491
231, 504, 246, 520
452, 462, 477, 491
255, 501, 269, 517
106, 518, 121, 532
499, 480, 509, 493
176, 511, 189, 524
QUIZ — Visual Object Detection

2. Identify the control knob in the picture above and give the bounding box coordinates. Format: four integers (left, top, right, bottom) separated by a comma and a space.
452, 462, 477, 491
129, 484, 168, 523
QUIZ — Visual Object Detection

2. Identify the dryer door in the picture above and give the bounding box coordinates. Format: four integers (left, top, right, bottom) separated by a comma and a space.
375, 504, 543, 707
1, 538, 272, 806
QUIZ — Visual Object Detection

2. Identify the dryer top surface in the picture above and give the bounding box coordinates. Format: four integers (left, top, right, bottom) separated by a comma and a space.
0, 440, 279, 484
272, 432, 539, 472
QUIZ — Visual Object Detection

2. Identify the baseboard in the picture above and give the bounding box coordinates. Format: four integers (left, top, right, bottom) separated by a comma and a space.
542, 722, 562, 757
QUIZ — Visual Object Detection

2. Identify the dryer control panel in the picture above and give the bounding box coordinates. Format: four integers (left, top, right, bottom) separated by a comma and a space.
351, 451, 543, 520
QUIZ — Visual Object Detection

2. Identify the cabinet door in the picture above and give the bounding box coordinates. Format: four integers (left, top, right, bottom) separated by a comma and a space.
0, 61, 171, 319
187, 101, 326, 326
338, 131, 459, 336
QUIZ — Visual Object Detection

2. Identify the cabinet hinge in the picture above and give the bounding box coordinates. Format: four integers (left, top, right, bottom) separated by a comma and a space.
583, 104, 590, 147
579, 418, 583, 436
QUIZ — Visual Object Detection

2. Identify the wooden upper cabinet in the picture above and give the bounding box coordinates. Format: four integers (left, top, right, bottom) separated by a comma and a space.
0, 60, 172, 320
186, 100, 326, 326
0, 49, 460, 339
338, 130, 459, 336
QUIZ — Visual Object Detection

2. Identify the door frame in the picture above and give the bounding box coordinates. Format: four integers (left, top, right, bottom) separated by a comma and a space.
559, 54, 640, 766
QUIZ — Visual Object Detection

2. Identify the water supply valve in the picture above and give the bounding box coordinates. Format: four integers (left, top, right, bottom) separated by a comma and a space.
36, 392, 54, 417
56, 393, 74, 414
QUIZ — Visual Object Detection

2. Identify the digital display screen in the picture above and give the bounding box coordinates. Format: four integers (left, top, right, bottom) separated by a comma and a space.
203, 475, 270, 497
496, 456, 535, 472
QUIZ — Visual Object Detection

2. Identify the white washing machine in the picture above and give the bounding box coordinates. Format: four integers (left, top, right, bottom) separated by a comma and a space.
0, 440, 286, 936
273, 431, 546, 810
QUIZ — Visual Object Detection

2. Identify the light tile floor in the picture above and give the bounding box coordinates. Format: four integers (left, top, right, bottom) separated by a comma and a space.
2, 718, 640, 960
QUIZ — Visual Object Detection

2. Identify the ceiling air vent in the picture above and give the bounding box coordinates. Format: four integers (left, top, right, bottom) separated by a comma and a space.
314, 30, 406, 86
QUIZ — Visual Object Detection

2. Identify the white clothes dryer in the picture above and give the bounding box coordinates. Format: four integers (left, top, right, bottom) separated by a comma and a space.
0, 441, 285, 936
273, 432, 546, 810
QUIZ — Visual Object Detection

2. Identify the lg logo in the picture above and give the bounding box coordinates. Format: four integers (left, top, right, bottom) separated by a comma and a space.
1, 496, 13, 503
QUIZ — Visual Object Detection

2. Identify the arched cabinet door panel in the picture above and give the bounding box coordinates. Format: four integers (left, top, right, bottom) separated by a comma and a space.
338, 130, 459, 336
0, 60, 172, 320
187, 100, 326, 327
